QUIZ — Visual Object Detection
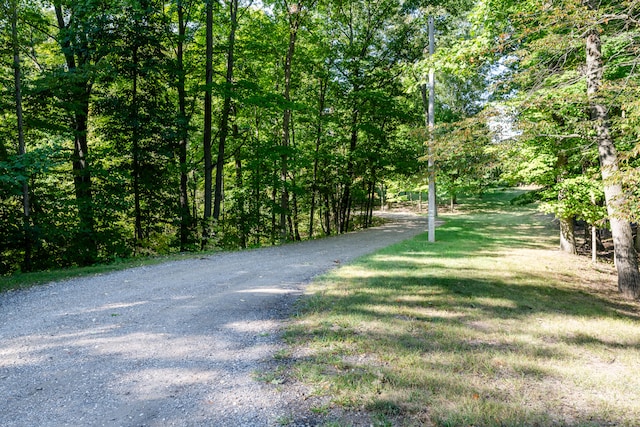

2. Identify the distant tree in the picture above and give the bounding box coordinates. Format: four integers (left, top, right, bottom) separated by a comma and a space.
435, 117, 495, 210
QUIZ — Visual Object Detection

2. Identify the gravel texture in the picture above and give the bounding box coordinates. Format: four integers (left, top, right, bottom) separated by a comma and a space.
0, 212, 427, 426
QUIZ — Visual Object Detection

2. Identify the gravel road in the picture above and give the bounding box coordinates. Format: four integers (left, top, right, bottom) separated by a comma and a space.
0, 212, 427, 427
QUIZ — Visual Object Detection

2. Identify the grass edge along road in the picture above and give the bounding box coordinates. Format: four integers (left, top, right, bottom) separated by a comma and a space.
283, 189, 640, 427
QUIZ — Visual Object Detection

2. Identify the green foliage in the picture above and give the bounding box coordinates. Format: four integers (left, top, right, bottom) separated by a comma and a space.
432, 114, 498, 200
12, 0, 632, 274
509, 189, 541, 206
484, 0, 640, 230
539, 175, 607, 225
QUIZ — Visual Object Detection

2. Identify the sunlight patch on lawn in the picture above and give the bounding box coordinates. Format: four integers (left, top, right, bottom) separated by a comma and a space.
284, 191, 640, 426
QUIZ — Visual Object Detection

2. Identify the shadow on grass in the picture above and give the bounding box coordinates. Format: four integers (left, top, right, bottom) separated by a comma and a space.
284, 189, 640, 427
355, 259, 638, 321
287, 274, 639, 425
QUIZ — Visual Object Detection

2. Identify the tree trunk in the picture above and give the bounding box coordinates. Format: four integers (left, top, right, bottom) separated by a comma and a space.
293, 201, 301, 239
366, 180, 375, 228
176, 2, 192, 251
559, 216, 577, 254
12, 0, 31, 271
73, 110, 96, 264
309, 76, 328, 239
340, 107, 358, 233
55, 5, 97, 265
369, 183, 375, 225
252, 108, 262, 247
290, 117, 301, 241
271, 170, 278, 245
592, 225, 598, 263
131, 46, 143, 242
323, 192, 331, 236
586, 28, 640, 299
214, 0, 238, 221
233, 134, 246, 249
279, 2, 303, 241
202, 0, 214, 243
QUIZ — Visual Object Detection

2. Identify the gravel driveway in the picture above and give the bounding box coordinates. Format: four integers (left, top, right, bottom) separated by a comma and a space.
0, 212, 427, 427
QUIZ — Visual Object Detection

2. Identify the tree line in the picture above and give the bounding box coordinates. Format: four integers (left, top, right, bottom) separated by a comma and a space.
2, 0, 639, 299
3, 0, 476, 274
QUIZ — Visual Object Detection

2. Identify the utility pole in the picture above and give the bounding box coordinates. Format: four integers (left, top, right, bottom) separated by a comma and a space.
427, 15, 436, 242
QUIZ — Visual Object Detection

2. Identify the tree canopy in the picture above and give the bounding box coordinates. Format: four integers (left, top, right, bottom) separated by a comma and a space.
1, 0, 638, 298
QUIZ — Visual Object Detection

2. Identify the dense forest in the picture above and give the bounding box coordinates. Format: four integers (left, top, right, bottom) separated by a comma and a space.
1, 0, 639, 297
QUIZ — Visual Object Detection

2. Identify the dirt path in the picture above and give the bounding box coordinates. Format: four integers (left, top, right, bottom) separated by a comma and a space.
0, 212, 427, 426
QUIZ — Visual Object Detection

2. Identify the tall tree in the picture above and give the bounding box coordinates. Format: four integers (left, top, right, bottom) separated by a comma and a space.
484, 0, 640, 298
202, 0, 214, 243
96, 0, 174, 249
52, 0, 113, 264
9, 0, 31, 270
166, 0, 197, 251
584, 2, 639, 298
279, 1, 300, 241
214, 0, 238, 222
326, 0, 405, 233
278, 0, 316, 241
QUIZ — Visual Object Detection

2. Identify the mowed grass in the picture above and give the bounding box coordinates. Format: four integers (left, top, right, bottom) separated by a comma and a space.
284, 189, 640, 426
0, 247, 236, 293
0, 255, 188, 293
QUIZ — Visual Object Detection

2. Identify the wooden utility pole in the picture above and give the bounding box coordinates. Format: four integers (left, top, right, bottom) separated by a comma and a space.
427, 16, 436, 242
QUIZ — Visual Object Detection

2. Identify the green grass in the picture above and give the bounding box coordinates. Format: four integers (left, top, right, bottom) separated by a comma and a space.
284, 189, 640, 426
0, 252, 208, 293
0, 218, 390, 294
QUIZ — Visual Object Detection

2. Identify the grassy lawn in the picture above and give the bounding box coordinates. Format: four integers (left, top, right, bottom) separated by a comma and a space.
0, 253, 202, 293
283, 189, 640, 426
